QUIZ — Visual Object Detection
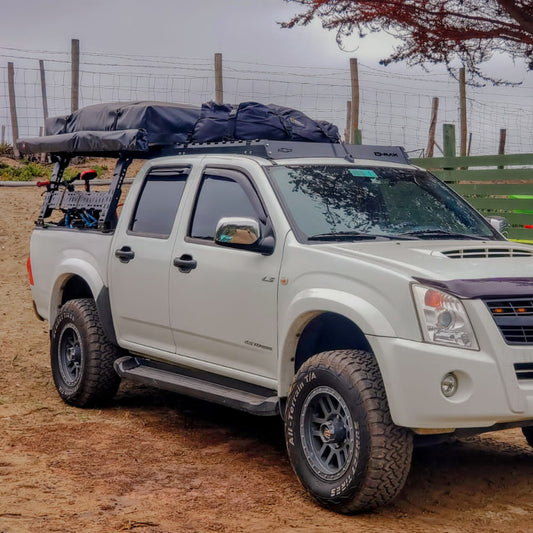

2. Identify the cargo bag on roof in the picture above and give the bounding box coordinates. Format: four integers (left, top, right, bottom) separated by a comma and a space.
191, 101, 340, 143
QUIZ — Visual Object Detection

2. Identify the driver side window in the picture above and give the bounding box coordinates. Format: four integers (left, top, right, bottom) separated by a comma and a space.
190, 171, 259, 241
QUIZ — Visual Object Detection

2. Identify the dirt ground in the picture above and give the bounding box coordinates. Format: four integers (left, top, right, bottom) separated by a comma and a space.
2, 184, 533, 533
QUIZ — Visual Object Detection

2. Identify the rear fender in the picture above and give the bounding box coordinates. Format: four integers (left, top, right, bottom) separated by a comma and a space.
49, 259, 105, 326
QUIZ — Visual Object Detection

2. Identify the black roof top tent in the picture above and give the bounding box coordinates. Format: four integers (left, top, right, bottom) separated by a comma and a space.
19, 101, 409, 231
17, 100, 408, 164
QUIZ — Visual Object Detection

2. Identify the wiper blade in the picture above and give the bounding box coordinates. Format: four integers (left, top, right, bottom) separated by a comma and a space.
399, 229, 488, 240
308, 231, 414, 241
308, 232, 378, 241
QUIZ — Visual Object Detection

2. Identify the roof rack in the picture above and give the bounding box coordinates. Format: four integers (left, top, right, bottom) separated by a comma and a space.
33, 140, 410, 232
19, 135, 409, 166
158, 140, 410, 165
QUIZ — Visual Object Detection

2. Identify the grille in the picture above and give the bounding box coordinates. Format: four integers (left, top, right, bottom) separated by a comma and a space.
442, 248, 533, 259
514, 363, 533, 381
500, 326, 533, 344
486, 299, 533, 316
485, 298, 533, 345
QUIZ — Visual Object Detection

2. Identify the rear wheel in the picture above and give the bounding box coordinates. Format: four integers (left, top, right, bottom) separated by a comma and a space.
522, 426, 533, 448
285, 350, 413, 513
51, 298, 120, 407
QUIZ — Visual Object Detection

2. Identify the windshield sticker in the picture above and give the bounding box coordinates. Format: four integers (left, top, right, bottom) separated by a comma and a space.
349, 169, 378, 178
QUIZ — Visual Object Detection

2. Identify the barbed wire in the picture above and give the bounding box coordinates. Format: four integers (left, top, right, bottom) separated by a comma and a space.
0, 47, 531, 155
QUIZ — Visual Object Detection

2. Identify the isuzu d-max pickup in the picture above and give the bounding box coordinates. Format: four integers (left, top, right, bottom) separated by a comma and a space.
21, 102, 533, 513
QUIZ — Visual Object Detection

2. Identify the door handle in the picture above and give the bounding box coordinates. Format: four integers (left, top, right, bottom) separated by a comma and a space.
115, 246, 135, 263
173, 254, 197, 273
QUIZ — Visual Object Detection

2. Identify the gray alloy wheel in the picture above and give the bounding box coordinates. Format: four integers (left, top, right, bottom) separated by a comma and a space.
285, 349, 413, 513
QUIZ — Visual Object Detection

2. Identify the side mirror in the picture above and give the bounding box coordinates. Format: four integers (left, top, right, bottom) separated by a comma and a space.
486, 216, 509, 236
215, 217, 260, 246
215, 217, 274, 255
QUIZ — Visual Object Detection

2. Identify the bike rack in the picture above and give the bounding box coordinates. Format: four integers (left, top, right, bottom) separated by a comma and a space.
36, 155, 133, 231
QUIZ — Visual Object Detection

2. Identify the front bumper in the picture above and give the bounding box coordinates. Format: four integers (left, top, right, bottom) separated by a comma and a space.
370, 299, 533, 430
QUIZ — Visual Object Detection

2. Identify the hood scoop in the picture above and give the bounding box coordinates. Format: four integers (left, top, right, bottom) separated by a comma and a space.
440, 247, 533, 259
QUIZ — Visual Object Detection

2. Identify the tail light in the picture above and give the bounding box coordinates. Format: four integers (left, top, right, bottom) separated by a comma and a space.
27, 256, 34, 285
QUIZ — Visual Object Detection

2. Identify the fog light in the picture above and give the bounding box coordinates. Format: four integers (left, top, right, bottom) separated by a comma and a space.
441, 372, 458, 398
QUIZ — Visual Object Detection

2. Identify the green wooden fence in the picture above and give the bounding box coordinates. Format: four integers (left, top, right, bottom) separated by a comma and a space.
411, 153, 533, 242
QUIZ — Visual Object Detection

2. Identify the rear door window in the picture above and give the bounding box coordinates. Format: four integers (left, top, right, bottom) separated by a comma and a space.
130, 167, 190, 238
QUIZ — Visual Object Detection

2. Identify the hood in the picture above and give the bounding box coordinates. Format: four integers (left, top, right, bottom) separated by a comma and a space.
320, 240, 533, 284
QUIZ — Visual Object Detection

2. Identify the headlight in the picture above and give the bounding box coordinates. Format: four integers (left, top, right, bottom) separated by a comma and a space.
411, 284, 479, 350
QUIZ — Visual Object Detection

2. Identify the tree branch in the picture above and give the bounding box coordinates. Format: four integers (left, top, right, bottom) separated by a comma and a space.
282, 0, 533, 82
497, 0, 533, 34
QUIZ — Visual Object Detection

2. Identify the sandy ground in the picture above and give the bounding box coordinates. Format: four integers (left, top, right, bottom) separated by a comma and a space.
1, 184, 533, 533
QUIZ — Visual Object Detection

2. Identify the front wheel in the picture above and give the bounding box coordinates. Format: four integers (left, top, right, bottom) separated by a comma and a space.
50, 298, 121, 407
285, 350, 413, 513
522, 425, 533, 448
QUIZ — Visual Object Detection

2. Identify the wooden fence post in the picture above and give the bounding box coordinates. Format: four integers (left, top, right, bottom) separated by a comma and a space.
71, 39, 80, 112
459, 67, 467, 157
426, 97, 439, 157
345, 101, 351, 143
443, 124, 456, 157
498, 128, 507, 155
7, 62, 20, 157
214, 53, 223, 104
498, 128, 507, 170
1, 125, 5, 145
39, 60, 49, 121
350, 58, 361, 144
443, 123, 456, 170
39, 126, 46, 162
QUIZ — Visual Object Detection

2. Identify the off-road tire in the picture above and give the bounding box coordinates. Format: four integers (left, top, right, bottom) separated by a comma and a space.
50, 298, 120, 407
285, 350, 413, 513
522, 426, 533, 448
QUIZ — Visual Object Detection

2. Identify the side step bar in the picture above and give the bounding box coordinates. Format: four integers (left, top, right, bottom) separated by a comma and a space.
114, 356, 279, 416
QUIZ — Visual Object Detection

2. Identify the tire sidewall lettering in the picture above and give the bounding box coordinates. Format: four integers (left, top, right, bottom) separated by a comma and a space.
330, 462, 358, 498
285, 362, 368, 502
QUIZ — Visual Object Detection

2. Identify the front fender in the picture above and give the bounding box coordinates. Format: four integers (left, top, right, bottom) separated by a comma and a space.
277, 288, 396, 395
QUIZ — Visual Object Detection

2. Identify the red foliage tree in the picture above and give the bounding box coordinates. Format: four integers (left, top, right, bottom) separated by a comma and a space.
283, 0, 533, 83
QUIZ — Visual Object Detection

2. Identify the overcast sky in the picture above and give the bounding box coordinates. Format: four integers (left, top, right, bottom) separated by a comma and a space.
1, 0, 532, 153
1, 0, 531, 78
0, 0, 392, 66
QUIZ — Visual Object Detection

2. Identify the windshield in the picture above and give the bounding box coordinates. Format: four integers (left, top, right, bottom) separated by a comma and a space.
268, 165, 499, 242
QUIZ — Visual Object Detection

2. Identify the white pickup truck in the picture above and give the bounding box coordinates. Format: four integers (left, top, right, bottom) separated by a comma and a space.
25, 135, 533, 513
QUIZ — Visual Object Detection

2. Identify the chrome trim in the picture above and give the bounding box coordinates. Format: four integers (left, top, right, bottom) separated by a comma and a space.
215, 217, 260, 246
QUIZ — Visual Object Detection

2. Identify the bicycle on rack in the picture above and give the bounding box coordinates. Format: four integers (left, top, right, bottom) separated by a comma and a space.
37, 169, 99, 229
